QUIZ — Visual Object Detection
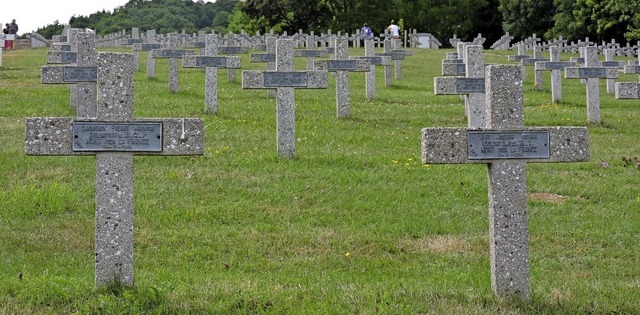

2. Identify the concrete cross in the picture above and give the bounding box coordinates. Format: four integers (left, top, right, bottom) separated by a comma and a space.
131, 29, 161, 79
520, 46, 548, 90
534, 45, 577, 103
313, 37, 371, 118
294, 32, 329, 70
434, 45, 487, 128
183, 34, 242, 114
249, 36, 278, 98
41, 31, 97, 118
422, 65, 590, 300
242, 38, 328, 158
602, 48, 625, 95
565, 46, 619, 124
354, 39, 391, 100
219, 34, 250, 82
25, 52, 205, 287
151, 33, 195, 93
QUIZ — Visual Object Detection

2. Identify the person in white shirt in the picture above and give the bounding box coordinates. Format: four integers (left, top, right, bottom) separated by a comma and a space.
387, 20, 400, 39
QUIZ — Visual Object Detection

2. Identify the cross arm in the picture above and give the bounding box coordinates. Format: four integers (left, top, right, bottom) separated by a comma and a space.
313, 59, 371, 72
421, 127, 589, 164
434, 77, 485, 95
25, 117, 204, 156
242, 71, 328, 89
182, 55, 241, 69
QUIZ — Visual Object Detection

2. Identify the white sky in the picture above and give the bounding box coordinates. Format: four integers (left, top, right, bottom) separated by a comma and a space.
2, 1, 129, 34
2, 0, 216, 35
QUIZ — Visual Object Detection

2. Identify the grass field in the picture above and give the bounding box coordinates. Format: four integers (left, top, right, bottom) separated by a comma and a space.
0, 43, 639, 314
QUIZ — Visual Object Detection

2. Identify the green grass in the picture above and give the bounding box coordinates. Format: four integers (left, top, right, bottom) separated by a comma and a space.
1, 46, 639, 314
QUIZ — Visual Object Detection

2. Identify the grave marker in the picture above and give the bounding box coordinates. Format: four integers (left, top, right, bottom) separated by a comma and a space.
565, 46, 619, 123
151, 33, 195, 93
615, 59, 640, 99
422, 65, 590, 299
534, 45, 576, 103
603, 48, 625, 94
25, 52, 204, 287
354, 40, 391, 100
313, 37, 371, 118
242, 38, 328, 158
183, 34, 241, 114
434, 45, 486, 128
250, 36, 278, 98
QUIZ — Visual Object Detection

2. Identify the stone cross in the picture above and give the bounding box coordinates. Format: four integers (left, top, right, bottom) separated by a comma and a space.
127, 28, 143, 72
134, 29, 160, 79
602, 48, 625, 95
151, 33, 195, 93
376, 38, 404, 86
250, 35, 278, 98
422, 65, 590, 300
565, 46, 619, 124
434, 45, 486, 128
41, 31, 97, 118
356, 39, 391, 100
534, 45, 577, 103
615, 61, 640, 99
507, 43, 530, 81
313, 37, 371, 118
25, 52, 205, 287
183, 34, 241, 114
294, 32, 328, 70
242, 38, 328, 158
219, 35, 250, 82
520, 46, 548, 90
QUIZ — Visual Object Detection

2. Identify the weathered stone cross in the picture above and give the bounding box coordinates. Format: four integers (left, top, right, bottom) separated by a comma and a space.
534, 45, 577, 103
313, 36, 371, 118
41, 31, 97, 118
565, 46, 619, 124
422, 65, 590, 299
183, 34, 241, 114
242, 38, 328, 158
151, 33, 195, 93
615, 60, 640, 99
25, 52, 205, 287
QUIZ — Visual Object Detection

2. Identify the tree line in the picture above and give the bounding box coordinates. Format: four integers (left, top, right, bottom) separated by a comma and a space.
34, 0, 640, 48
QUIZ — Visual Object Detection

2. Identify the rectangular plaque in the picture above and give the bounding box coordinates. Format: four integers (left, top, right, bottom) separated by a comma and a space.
192, 42, 206, 48
195, 56, 228, 68
327, 60, 358, 71
376, 52, 405, 60
296, 50, 325, 57
578, 68, 607, 78
128, 38, 143, 45
141, 43, 163, 51
254, 44, 267, 51
72, 122, 163, 152
60, 44, 72, 52
264, 72, 308, 87
602, 61, 623, 68
455, 78, 485, 93
467, 131, 550, 159
61, 52, 78, 63
219, 47, 247, 54
537, 61, 573, 70
358, 56, 383, 65
155, 49, 187, 58
251, 53, 275, 62
63, 67, 97, 82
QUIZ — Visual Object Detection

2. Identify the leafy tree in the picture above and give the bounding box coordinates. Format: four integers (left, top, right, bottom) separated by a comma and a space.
498, 0, 555, 41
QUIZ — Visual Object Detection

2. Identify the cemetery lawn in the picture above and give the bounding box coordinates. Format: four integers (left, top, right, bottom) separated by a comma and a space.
1, 47, 639, 314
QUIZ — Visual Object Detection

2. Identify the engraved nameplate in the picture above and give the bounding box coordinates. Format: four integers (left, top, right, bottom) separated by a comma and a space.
72, 122, 163, 152
156, 49, 187, 58
578, 68, 607, 78
195, 56, 227, 67
264, 72, 308, 87
192, 42, 206, 48
358, 56, 383, 65
63, 67, 97, 82
602, 61, 622, 68
456, 78, 485, 93
254, 44, 267, 51
251, 53, 275, 62
296, 50, 325, 57
140, 43, 163, 51
537, 61, 573, 70
327, 60, 358, 71
467, 131, 550, 159
219, 47, 247, 54
128, 38, 143, 45
61, 52, 78, 63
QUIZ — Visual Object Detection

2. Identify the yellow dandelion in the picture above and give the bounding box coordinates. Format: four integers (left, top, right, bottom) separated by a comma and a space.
344, 252, 350, 257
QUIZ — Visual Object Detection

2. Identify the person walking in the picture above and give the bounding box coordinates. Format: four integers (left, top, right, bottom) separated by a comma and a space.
8, 19, 18, 50
360, 23, 373, 40
387, 20, 400, 39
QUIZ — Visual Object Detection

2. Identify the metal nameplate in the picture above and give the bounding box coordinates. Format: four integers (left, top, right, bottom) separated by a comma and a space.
358, 56, 383, 65
264, 72, 308, 87
539, 62, 573, 70
467, 131, 550, 159
456, 78, 485, 93
601, 61, 622, 68
297, 50, 324, 57
72, 122, 163, 152
128, 38, 143, 45
578, 68, 607, 78
61, 52, 78, 63
156, 49, 187, 58
251, 53, 275, 62
192, 42, 206, 48
141, 43, 163, 51
219, 47, 247, 54
254, 44, 267, 51
195, 56, 228, 68
59, 36, 68, 42
327, 60, 358, 71
63, 67, 98, 82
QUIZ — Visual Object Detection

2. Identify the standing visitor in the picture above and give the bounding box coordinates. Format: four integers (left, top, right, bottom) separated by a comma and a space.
8, 19, 18, 50
387, 20, 400, 39
3, 24, 9, 51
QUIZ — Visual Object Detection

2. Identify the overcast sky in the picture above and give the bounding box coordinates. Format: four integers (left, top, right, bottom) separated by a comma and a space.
2, 0, 215, 35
